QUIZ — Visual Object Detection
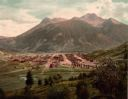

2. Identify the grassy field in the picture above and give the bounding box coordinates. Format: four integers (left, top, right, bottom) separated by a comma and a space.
0, 63, 91, 91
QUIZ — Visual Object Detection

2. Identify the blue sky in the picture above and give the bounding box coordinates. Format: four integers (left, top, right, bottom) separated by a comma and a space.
0, 0, 128, 36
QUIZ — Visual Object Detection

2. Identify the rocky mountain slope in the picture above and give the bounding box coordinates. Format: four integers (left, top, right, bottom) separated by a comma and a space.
0, 13, 128, 52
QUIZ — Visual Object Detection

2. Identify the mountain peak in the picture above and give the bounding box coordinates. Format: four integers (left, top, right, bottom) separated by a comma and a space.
81, 13, 99, 19
107, 18, 121, 24
80, 13, 105, 27
41, 17, 66, 25
41, 17, 51, 24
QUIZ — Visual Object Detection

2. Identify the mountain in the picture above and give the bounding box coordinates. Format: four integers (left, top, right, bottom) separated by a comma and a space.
0, 36, 6, 39
0, 13, 128, 52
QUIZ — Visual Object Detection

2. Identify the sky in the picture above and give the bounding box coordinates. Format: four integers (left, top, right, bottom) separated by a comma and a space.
0, 0, 128, 37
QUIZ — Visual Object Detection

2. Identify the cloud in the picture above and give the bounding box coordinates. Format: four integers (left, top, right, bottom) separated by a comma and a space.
49, 0, 128, 23
0, 19, 39, 37
0, 7, 40, 37
0, 7, 39, 23
112, 0, 128, 3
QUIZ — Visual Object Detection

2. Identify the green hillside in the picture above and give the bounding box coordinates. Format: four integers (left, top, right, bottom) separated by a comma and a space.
88, 42, 128, 60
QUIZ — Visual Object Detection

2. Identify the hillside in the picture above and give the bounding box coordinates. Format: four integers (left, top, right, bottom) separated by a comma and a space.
88, 42, 128, 59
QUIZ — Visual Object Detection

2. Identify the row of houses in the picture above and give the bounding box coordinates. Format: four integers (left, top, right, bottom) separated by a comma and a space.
7, 54, 97, 69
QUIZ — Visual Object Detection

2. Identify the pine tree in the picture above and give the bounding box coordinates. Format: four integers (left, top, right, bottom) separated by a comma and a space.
38, 79, 42, 86
124, 43, 128, 59
49, 76, 53, 86
123, 43, 128, 70
0, 88, 5, 99
44, 78, 49, 86
26, 70, 34, 87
